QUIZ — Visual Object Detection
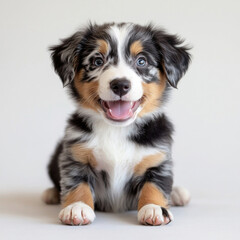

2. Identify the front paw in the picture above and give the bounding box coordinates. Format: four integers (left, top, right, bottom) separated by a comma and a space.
59, 201, 96, 225
138, 204, 173, 226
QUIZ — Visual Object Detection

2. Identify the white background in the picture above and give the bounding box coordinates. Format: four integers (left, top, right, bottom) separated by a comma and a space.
0, 0, 240, 239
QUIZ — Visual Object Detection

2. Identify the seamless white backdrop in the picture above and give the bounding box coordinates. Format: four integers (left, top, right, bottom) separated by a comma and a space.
0, 0, 240, 239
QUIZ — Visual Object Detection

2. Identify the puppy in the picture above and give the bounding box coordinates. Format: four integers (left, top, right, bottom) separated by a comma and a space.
42, 22, 191, 226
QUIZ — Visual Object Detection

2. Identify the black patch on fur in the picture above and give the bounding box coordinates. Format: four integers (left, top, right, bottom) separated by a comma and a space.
68, 112, 92, 133
69, 83, 81, 101
125, 160, 173, 209
151, 27, 191, 88
108, 39, 118, 66
130, 114, 174, 147
48, 141, 63, 191
143, 164, 173, 195
162, 207, 170, 218
61, 156, 97, 192
65, 138, 85, 146
100, 171, 109, 188
95, 199, 112, 212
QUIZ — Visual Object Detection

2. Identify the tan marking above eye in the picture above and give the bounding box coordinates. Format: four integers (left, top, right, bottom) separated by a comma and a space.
139, 71, 166, 117
138, 182, 168, 211
97, 39, 109, 55
71, 143, 97, 168
134, 152, 165, 176
130, 40, 143, 56
63, 182, 94, 209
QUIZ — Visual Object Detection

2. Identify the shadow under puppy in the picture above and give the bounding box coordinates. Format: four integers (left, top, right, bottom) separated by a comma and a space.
43, 22, 191, 226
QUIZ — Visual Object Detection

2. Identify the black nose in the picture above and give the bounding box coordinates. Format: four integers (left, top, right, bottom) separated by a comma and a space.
110, 78, 131, 97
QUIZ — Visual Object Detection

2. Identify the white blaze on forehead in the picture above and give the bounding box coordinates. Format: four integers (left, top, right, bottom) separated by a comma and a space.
98, 24, 143, 102
108, 24, 132, 61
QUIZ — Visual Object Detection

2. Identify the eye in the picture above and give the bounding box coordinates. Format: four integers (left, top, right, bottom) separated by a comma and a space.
136, 56, 147, 67
93, 57, 104, 67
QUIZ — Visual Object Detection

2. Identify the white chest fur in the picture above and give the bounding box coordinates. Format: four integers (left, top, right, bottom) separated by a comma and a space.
85, 120, 158, 211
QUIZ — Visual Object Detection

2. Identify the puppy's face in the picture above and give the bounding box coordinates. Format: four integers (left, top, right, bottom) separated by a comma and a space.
51, 23, 190, 126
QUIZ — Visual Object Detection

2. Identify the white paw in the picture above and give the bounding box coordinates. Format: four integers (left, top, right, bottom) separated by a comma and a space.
42, 187, 60, 205
138, 204, 173, 226
171, 186, 191, 206
59, 201, 95, 225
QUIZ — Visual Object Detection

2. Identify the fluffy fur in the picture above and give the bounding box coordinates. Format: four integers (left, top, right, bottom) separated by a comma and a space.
42, 22, 191, 226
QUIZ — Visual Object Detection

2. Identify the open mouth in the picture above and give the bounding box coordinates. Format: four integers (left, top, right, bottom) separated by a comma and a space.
100, 99, 141, 121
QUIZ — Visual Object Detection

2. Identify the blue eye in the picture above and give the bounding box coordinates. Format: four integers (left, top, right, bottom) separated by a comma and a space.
94, 57, 104, 67
136, 57, 147, 67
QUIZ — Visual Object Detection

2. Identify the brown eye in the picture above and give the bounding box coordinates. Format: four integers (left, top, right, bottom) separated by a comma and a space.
136, 56, 147, 67
93, 57, 104, 67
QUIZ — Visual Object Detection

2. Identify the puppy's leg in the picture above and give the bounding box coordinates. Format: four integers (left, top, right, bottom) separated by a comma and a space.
171, 186, 191, 206
135, 159, 173, 226
59, 182, 95, 225
42, 141, 62, 204
138, 182, 173, 226
42, 187, 60, 204
59, 144, 97, 225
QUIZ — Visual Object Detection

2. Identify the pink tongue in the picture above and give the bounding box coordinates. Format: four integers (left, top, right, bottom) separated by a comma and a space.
107, 101, 132, 120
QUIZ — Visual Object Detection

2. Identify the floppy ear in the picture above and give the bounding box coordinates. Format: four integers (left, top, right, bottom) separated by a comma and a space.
49, 32, 83, 87
153, 30, 191, 88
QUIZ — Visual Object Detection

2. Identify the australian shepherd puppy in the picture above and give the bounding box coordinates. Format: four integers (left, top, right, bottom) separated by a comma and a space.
42, 22, 191, 226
